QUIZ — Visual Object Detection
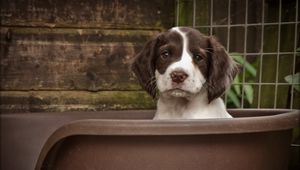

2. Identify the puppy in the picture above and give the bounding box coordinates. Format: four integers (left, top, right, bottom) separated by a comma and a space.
132, 27, 238, 119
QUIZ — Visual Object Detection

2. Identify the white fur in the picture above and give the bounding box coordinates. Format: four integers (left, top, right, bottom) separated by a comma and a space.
154, 27, 232, 119
155, 91, 231, 119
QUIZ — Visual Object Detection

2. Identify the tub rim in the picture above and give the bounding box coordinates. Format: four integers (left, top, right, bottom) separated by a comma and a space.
35, 109, 299, 170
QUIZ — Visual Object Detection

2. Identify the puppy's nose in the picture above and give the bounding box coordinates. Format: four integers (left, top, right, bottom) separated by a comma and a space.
170, 71, 188, 84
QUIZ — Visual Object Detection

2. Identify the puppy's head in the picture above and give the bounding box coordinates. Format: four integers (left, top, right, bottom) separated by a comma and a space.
132, 27, 238, 102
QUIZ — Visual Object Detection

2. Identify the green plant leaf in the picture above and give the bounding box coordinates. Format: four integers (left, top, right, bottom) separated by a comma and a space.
226, 88, 241, 108
243, 84, 254, 104
285, 73, 300, 92
233, 75, 241, 96
230, 53, 256, 77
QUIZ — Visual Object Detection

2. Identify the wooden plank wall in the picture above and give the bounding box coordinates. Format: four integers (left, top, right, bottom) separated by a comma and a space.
0, 0, 175, 112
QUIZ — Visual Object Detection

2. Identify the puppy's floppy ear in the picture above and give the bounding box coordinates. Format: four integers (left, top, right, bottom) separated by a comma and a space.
131, 37, 159, 98
206, 36, 239, 103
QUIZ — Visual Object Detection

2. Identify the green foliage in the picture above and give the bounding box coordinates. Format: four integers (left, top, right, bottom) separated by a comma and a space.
230, 53, 256, 77
226, 53, 257, 108
285, 73, 300, 92
284, 48, 300, 92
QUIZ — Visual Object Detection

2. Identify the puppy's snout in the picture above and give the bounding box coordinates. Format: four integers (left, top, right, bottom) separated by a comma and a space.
170, 70, 188, 84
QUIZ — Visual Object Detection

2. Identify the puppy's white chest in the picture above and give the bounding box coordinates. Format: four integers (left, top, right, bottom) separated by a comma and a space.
155, 96, 232, 119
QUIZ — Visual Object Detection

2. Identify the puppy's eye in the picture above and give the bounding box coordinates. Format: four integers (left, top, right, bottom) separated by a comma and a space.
160, 50, 170, 60
194, 54, 203, 61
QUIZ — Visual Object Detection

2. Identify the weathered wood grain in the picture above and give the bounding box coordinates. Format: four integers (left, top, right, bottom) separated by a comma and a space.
0, 91, 155, 113
0, 27, 158, 91
1, 0, 175, 30
0, 0, 175, 112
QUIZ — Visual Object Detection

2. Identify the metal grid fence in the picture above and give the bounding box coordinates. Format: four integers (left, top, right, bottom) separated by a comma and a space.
176, 0, 299, 109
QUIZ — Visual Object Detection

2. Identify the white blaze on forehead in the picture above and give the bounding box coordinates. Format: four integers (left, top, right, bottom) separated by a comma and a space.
171, 27, 188, 53
169, 27, 193, 72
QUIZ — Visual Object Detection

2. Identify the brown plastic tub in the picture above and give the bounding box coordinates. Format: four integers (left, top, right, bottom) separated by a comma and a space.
1, 109, 299, 170
31, 109, 299, 170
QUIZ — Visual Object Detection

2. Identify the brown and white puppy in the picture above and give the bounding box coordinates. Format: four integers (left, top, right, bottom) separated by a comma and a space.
132, 27, 238, 119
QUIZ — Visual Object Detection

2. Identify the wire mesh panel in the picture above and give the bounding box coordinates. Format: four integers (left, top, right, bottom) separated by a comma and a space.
176, 0, 299, 109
